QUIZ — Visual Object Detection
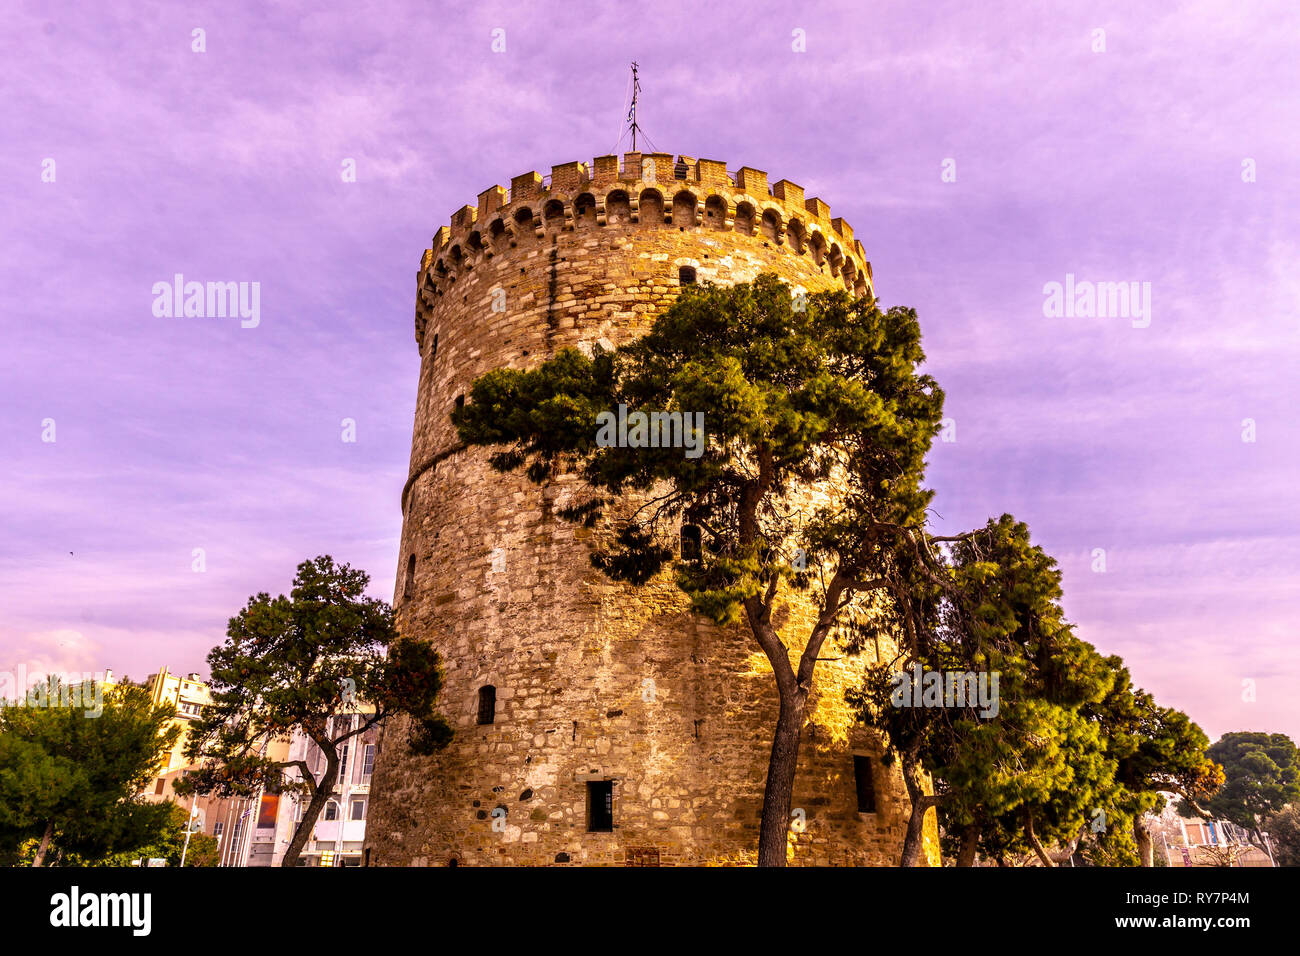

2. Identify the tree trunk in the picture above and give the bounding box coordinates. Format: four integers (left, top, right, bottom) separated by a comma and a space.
757, 691, 807, 867
1025, 810, 1054, 867
898, 753, 936, 866
32, 820, 54, 867
281, 748, 338, 867
1134, 817, 1155, 867
956, 824, 979, 867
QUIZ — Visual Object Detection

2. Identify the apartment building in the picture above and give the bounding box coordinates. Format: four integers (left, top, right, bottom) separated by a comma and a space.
249, 711, 379, 867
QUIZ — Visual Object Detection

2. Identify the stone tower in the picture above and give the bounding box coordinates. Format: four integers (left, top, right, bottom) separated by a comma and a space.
365, 152, 935, 866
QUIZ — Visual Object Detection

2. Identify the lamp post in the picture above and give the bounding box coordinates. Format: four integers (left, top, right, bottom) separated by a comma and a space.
179, 791, 199, 867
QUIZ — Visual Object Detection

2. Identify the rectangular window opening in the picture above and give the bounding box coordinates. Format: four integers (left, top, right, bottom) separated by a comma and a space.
853, 755, 877, 814
587, 780, 614, 832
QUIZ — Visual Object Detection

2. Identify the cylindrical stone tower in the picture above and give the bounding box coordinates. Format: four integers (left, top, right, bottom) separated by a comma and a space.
365, 152, 936, 866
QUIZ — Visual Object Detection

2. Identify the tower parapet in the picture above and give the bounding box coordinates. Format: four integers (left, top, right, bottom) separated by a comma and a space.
415, 153, 874, 348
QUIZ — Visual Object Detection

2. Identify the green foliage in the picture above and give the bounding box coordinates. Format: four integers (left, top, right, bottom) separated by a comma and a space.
1262, 805, 1300, 866
175, 556, 451, 865
849, 514, 1219, 866
1199, 731, 1300, 830
453, 274, 945, 624
0, 680, 180, 865
65, 802, 219, 867
453, 274, 945, 864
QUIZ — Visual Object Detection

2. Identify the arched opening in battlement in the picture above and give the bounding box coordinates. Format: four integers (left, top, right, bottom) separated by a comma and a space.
760, 208, 781, 242
639, 189, 665, 226
513, 207, 535, 239
477, 686, 496, 725
704, 194, 727, 230
787, 218, 806, 254
842, 260, 857, 292
543, 199, 566, 231
488, 218, 508, 249
449, 245, 464, 271
574, 192, 597, 228
672, 191, 698, 228
733, 201, 755, 236
467, 231, 485, 258
828, 242, 845, 277
605, 189, 631, 225
809, 231, 827, 266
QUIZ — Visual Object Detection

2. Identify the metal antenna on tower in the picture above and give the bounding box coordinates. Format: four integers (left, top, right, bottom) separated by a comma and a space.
627, 61, 642, 151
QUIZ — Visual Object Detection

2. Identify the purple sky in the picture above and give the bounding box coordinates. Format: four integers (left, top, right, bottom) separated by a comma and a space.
3, 0, 1297, 744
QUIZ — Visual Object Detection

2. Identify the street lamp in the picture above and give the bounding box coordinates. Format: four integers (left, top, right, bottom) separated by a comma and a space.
179, 792, 200, 867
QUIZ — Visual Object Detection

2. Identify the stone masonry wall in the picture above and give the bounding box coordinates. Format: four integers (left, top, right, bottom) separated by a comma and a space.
364, 153, 940, 866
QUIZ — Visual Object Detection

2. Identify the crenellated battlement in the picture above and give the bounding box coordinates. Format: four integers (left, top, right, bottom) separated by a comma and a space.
418, 152, 873, 307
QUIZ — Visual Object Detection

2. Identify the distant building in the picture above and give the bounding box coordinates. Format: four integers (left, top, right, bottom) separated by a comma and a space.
252, 711, 379, 867
1146, 799, 1274, 867
94, 666, 290, 865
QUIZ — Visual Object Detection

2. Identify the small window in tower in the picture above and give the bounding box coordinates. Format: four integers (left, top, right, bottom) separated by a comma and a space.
681, 524, 702, 561
430, 333, 438, 363
587, 780, 614, 832
404, 553, 415, 599
679, 266, 696, 285
454, 394, 465, 414
853, 755, 877, 814
477, 685, 496, 725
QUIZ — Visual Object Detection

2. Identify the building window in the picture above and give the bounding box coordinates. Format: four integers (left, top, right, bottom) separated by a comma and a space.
853, 755, 877, 813
213, 821, 224, 839
404, 553, 416, 599
681, 524, 702, 562
351, 799, 366, 821
362, 743, 375, 781
678, 266, 696, 285
154, 778, 165, 795
338, 742, 349, 781
587, 781, 614, 832
477, 686, 496, 725
324, 801, 339, 821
